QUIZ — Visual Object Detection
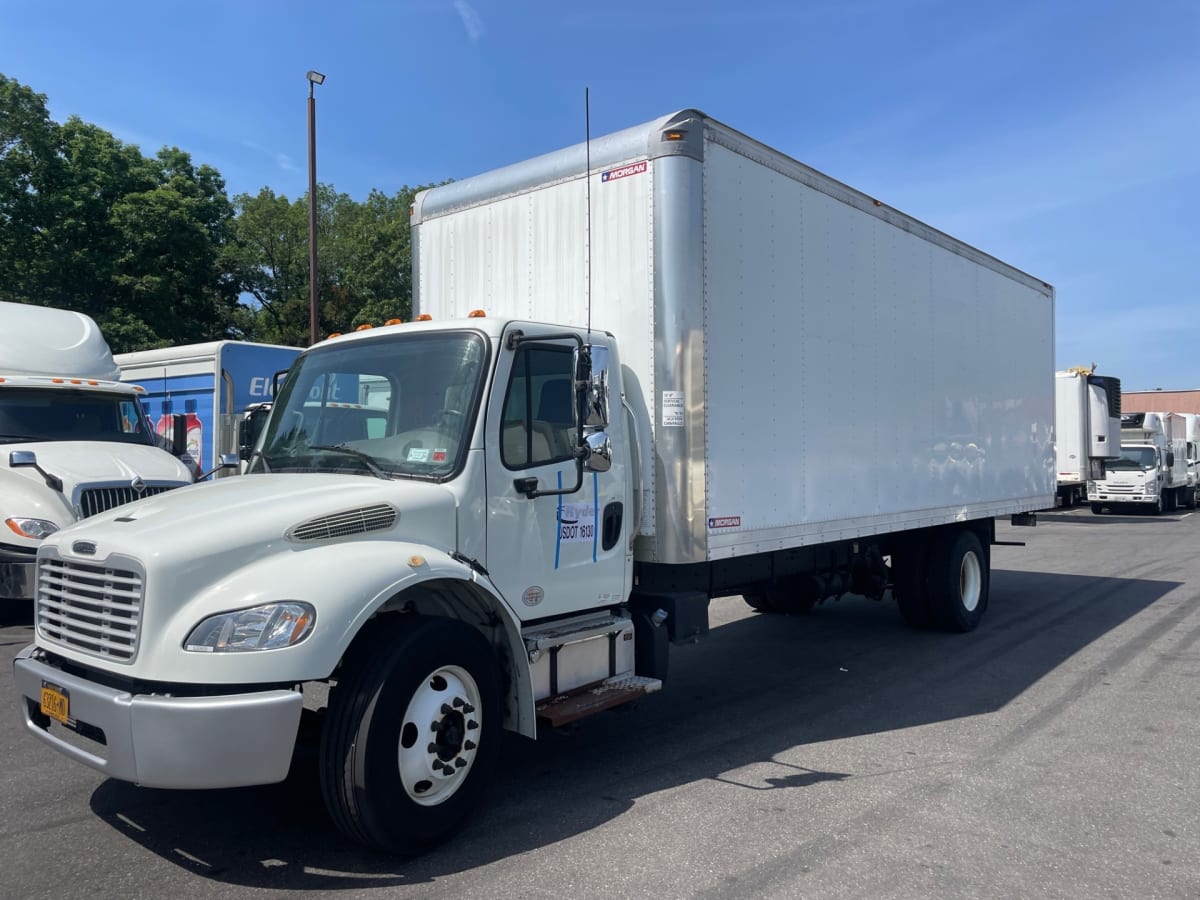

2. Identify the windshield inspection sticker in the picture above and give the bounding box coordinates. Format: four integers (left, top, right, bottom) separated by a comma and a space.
432, 449, 447, 462
407, 447, 431, 462
662, 391, 685, 427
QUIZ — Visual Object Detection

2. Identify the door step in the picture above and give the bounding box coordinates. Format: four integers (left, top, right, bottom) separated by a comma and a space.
535, 675, 662, 727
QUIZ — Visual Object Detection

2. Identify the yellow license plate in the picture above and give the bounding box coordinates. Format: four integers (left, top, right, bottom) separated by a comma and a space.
40, 683, 69, 725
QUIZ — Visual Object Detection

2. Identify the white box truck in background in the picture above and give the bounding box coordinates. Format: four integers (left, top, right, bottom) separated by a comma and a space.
1184, 413, 1200, 507
0, 302, 194, 605
1090, 411, 1190, 513
14, 109, 1055, 854
1054, 368, 1121, 506
116, 341, 301, 479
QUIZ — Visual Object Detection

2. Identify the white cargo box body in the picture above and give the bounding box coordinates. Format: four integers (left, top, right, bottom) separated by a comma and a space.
412, 109, 1056, 565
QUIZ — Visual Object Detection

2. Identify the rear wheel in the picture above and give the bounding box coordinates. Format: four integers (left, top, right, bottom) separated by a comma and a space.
320, 615, 501, 855
928, 529, 988, 633
743, 579, 815, 615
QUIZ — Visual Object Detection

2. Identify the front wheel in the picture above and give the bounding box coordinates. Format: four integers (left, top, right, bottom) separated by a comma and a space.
1090, 503, 1103, 515
928, 529, 988, 633
320, 615, 501, 855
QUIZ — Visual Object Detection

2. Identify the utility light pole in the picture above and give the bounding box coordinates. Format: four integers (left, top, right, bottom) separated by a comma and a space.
306, 69, 326, 347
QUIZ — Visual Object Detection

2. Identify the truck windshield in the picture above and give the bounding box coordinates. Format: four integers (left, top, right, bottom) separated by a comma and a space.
1110, 447, 1158, 470
0, 387, 155, 445
251, 330, 487, 479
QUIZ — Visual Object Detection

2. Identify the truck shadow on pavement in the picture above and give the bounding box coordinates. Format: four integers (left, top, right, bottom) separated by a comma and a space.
87, 567, 1179, 888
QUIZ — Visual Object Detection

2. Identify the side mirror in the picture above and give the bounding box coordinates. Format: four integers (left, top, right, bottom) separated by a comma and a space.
9, 450, 64, 492
170, 415, 187, 457
239, 404, 272, 460
584, 432, 612, 473
581, 343, 610, 429
575, 343, 612, 473
1166, 451, 1175, 467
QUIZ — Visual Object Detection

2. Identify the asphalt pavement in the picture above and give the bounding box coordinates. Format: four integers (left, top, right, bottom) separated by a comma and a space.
1, 506, 1197, 899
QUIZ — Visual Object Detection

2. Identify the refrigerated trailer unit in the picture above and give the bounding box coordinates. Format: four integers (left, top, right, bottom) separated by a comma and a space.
15, 109, 1056, 854
1054, 369, 1121, 506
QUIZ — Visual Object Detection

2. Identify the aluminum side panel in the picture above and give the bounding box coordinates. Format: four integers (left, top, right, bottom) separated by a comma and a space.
649, 155, 706, 563
702, 139, 1054, 557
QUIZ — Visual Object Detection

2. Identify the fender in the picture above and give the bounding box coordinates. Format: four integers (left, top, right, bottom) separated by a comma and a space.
138, 539, 537, 737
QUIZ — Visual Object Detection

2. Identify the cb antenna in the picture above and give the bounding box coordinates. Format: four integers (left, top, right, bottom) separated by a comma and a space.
585, 87, 592, 338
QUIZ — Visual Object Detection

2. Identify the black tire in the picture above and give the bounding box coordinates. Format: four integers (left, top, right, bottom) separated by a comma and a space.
1188, 489, 1199, 511
743, 580, 815, 615
927, 529, 989, 633
742, 592, 773, 612
892, 544, 933, 629
320, 615, 501, 855
1090, 503, 1103, 515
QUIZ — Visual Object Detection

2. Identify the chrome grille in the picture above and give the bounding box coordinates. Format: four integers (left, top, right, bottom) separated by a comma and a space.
287, 504, 398, 542
36, 557, 143, 662
79, 485, 175, 519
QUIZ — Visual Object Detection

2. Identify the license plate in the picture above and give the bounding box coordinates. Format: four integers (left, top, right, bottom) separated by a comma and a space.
40, 683, 70, 724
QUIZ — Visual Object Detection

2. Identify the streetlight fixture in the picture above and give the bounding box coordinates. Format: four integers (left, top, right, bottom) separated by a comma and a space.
306, 70, 326, 346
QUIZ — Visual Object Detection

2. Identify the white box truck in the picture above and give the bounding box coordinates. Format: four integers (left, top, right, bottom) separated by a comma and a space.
1090, 411, 1191, 513
0, 302, 195, 605
115, 341, 301, 478
1054, 369, 1121, 506
1184, 413, 1200, 507
13, 110, 1055, 854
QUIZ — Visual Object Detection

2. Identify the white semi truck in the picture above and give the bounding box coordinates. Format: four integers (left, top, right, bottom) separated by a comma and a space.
0, 302, 195, 606
1089, 411, 1190, 513
1054, 369, 1121, 507
13, 110, 1055, 855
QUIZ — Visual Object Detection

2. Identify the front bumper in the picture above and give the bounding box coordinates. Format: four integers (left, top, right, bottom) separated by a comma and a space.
13, 645, 303, 789
0, 545, 36, 601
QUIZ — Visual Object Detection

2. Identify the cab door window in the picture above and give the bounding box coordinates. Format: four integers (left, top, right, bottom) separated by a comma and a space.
501, 346, 576, 469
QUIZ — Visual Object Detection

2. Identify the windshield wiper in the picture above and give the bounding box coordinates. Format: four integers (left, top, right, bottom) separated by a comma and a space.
307, 445, 390, 479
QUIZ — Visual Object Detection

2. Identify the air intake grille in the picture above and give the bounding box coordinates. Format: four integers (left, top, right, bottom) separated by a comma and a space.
79, 485, 175, 519
287, 504, 398, 542
36, 557, 143, 662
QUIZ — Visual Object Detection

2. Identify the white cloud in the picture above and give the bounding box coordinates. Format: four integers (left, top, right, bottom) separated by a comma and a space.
454, 1, 484, 42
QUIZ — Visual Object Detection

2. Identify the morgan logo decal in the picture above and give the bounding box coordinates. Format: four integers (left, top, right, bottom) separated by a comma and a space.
601, 161, 647, 183
708, 516, 741, 529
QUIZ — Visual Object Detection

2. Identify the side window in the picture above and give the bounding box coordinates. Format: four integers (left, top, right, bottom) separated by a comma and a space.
501, 345, 576, 469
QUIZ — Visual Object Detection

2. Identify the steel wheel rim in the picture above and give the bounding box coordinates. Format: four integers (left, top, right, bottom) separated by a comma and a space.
396, 664, 482, 806
959, 551, 982, 613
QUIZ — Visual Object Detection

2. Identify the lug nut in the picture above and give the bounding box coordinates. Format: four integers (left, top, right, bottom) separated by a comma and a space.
464, 740, 476, 751
467, 719, 479, 730
455, 758, 467, 769
441, 703, 453, 715
452, 697, 465, 708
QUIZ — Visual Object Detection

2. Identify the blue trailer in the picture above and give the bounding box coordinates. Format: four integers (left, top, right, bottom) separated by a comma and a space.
115, 341, 301, 478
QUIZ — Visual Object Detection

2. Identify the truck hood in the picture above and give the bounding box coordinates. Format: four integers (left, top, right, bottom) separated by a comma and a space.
2, 440, 194, 488
44, 473, 460, 583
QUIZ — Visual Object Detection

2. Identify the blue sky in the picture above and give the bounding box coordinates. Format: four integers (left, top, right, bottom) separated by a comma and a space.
2, 0, 1197, 390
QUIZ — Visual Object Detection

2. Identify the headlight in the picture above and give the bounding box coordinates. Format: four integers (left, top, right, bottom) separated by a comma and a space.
5, 517, 60, 540
185, 602, 315, 652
